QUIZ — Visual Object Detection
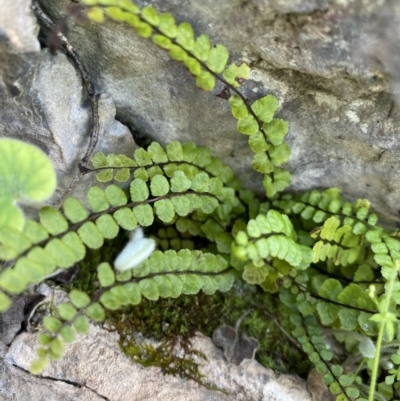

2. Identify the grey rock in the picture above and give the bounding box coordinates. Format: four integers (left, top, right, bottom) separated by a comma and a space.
36, 0, 400, 225
3, 285, 311, 401
0, 0, 40, 53
265, 0, 329, 14
0, 294, 45, 346
0, 0, 135, 210
6, 325, 312, 401
0, 359, 102, 401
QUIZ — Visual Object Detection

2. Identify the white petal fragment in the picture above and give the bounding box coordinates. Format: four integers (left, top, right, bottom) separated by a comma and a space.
114, 227, 156, 272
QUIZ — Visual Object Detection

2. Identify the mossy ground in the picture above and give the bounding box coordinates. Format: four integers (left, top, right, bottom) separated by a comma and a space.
70, 235, 312, 383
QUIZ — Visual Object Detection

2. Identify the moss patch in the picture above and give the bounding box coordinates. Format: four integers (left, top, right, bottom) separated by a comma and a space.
105, 285, 312, 378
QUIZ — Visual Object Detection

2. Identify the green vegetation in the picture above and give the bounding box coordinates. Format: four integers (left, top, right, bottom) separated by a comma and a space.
0, 2, 399, 400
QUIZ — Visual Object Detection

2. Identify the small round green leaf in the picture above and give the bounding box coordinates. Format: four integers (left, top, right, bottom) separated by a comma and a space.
43, 316, 62, 333
73, 315, 89, 334
69, 289, 90, 309
237, 114, 258, 135
190, 172, 210, 192
147, 142, 168, 163
96, 214, 119, 239
86, 302, 106, 322
196, 70, 216, 91
141, 5, 160, 25
171, 196, 191, 216
77, 222, 104, 249
123, 282, 142, 305
152, 34, 172, 49
0, 139, 56, 227
269, 143, 291, 166
87, 186, 110, 212
22, 220, 48, 245
150, 175, 170, 196
39, 207, 68, 236
105, 185, 127, 206
166, 141, 183, 161
0, 199, 25, 232
252, 152, 274, 174
263, 119, 288, 146
205, 44, 229, 73
45, 238, 77, 268
139, 278, 160, 301
170, 171, 191, 192
97, 262, 115, 287
132, 204, 154, 226
130, 178, 149, 202
192, 34, 210, 61
113, 208, 138, 230
223, 61, 250, 87
62, 232, 86, 262
158, 12, 177, 37
229, 95, 248, 119
37, 333, 52, 345
60, 326, 75, 343
57, 303, 77, 321
99, 291, 121, 310
251, 95, 279, 123
181, 274, 204, 295
62, 197, 89, 223
154, 199, 175, 222
0, 267, 28, 293
176, 22, 194, 50
30, 357, 49, 375
134, 148, 152, 166
49, 338, 64, 360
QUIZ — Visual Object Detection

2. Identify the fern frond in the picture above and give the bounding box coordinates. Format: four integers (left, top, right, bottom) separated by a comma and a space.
274, 188, 379, 235
90, 141, 236, 189
230, 209, 313, 290
30, 249, 233, 373
229, 94, 292, 197
81, 1, 250, 92
0, 143, 241, 310
291, 314, 365, 401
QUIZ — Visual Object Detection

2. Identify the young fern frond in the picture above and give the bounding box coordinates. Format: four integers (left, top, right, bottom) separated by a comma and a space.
311, 216, 366, 267
228, 95, 292, 197
230, 209, 314, 291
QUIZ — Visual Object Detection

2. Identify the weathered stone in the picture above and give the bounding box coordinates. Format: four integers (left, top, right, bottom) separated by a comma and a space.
0, 294, 45, 346
0, 0, 135, 210
36, 0, 400, 225
0, 359, 101, 401
6, 323, 312, 401
0, 0, 40, 53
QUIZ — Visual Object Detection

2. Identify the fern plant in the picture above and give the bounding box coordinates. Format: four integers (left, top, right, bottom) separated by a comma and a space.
1, 2, 400, 400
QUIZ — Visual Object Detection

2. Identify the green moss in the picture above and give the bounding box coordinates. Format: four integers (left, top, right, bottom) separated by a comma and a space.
104, 283, 312, 378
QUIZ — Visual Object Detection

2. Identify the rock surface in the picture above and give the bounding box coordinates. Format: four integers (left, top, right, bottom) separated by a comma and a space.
36, 0, 400, 225
0, 282, 315, 401
0, 0, 135, 209
0, 285, 315, 401
5, 323, 312, 401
